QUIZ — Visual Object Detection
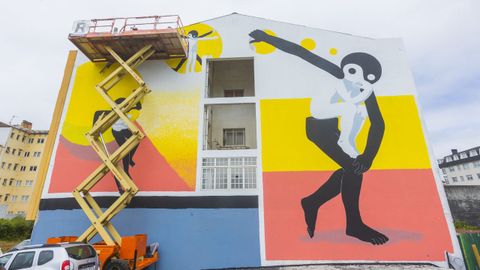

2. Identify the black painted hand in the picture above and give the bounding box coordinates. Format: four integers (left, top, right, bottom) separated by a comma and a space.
249, 29, 268, 43
352, 154, 372, 175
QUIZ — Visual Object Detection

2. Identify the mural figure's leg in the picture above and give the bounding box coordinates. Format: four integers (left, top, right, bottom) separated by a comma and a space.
112, 129, 128, 193
301, 169, 343, 237
122, 129, 138, 167
348, 107, 366, 153
303, 117, 354, 238
338, 107, 359, 158
342, 170, 389, 245
186, 54, 195, 72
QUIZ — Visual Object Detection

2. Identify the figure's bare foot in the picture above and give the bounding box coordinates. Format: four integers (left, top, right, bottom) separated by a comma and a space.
346, 223, 389, 245
301, 197, 318, 238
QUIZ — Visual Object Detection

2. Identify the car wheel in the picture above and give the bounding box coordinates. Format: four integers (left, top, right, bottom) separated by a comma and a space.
104, 259, 130, 270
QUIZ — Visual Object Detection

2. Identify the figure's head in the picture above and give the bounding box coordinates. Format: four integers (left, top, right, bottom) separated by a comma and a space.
341, 52, 382, 85
187, 30, 199, 38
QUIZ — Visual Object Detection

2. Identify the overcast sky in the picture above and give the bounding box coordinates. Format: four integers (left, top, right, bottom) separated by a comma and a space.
0, 0, 478, 158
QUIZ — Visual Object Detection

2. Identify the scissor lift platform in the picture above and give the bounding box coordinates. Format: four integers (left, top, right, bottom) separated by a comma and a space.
69, 15, 188, 62
56, 15, 189, 270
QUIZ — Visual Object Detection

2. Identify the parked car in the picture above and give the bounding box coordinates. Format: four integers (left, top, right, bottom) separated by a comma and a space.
0, 242, 99, 270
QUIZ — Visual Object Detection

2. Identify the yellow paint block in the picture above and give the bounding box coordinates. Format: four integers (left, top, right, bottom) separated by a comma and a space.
260, 95, 431, 172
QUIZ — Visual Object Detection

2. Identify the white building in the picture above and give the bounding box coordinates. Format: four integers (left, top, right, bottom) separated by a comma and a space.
438, 147, 480, 185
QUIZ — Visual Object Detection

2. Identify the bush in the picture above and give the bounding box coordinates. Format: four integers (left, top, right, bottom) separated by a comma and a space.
0, 216, 34, 241
454, 220, 480, 230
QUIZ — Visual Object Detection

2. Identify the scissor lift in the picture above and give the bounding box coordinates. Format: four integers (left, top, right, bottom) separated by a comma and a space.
48, 16, 188, 270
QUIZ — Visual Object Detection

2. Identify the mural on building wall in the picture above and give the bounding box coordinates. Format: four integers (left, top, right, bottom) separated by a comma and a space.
48, 23, 222, 194
166, 23, 222, 73
253, 28, 453, 260
251, 30, 388, 245
38, 14, 457, 268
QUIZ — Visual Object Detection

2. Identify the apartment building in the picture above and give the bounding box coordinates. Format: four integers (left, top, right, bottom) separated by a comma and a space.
438, 147, 480, 185
0, 120, 48, 218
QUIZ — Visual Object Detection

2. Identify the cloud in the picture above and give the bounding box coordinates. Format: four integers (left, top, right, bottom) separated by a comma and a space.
0, 0, 478, 158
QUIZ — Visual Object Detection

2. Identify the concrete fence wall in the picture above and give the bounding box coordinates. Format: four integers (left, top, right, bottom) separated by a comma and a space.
444, 185, 480, 227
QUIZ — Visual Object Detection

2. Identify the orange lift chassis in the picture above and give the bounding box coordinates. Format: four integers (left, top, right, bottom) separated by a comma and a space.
48, 16, 188, 270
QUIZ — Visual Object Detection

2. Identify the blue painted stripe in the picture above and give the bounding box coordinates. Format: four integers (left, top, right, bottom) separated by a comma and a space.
32, 208, 261, 270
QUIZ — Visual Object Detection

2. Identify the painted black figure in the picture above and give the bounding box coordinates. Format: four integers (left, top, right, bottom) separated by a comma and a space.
174, 30, 218, 72
249, 29, 388, 245
93, 98, 142, 194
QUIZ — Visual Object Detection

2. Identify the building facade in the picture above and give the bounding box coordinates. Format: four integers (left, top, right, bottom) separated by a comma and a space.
30, 14, 460, 269
438, 147, 480, 185
0, 120, 48, 218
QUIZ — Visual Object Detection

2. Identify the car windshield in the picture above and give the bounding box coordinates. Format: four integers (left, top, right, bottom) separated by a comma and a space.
66, 245, 96, 260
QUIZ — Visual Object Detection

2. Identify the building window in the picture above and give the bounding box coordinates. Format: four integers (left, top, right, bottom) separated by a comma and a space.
460, 152, 468, 159
17, 211, 25, 215
28, 138, 34, 143
10, 132, 15, 138
453, 155, 459, 161
223, 128, 245, 147
463, 163, 470, 169
460, 176, 465, 181
12, 148, 16, 155
17, 149, 22, 156
203, 104, 257, 150
201, 157, 257, 190
21, 195, 29, 202
24, 151, 30, 157
452, 177, 458, 182
11, 195, 17, 202
9, 179, 14, 186
16, 180, 22, 186
470, 150, 478, 156
33, 151, 41, 157
7, 163, 12, 170
457, 165, 462, 171
37, 138, 45, 143
2, 179, 6, 186
29, 166, 37, 172
467, 175, 474, 181
446, 156, 452, 162
477, 173, 480, 179
224, 89, 245, 97
25, 180, 33, 186
5, 147, 10, 153
4, 194, 9, 201
16, 134, 20, 140
13, 163, 19, 171
22, 135, 26, 142
20, 166, 26, 171
441, 168, 446, 174
1, 162, 5, 169
473, 161, 480, 168
206, 58, 255, 98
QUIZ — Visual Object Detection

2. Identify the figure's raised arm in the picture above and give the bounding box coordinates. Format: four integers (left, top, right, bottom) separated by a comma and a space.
249, 30, 344, 79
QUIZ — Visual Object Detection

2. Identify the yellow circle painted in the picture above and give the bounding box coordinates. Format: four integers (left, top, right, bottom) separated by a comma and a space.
250, 29, 277, 55
61, 62, 142, 146
166, 23, 222, 74
300, 38, 316, 51
329, 48, 338, 55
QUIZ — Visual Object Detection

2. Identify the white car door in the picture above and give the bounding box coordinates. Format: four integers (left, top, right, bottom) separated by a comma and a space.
6, 251, 36, 270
